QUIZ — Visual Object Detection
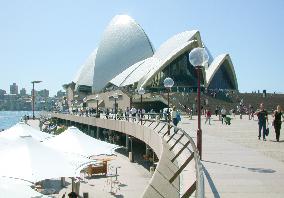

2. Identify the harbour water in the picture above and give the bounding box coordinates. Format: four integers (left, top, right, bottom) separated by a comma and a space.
0, 111, 40, 130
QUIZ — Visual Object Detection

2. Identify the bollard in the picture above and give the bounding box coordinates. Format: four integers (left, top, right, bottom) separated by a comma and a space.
74, 181, 80, 195
129, 152, 133, 162
150, 166, 155, 175
60, 177, 65, 187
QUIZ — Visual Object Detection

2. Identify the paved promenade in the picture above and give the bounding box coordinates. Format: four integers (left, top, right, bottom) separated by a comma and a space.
179, 115, 284, 197
29, 114, 284, 197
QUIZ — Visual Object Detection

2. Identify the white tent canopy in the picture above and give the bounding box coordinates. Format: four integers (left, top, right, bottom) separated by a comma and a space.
43, 126, 120, 157
0, 135, 95, 183
0, 177, 49, 198
0, 122, 53, 141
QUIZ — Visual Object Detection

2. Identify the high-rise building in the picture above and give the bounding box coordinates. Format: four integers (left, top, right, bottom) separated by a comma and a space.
37, 89, 49, 98
56, 90, 66, 98
0, 89, 6, 100
10, 83, 18, 95
20, 88, 27, 96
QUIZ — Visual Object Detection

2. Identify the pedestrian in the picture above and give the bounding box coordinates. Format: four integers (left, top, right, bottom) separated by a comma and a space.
188, 108, 193, 120
232, 109, 236, 117
205, 109, 212, 125
251, 106, 255, 120
106, 108, 109, 119
248, 104, 252, 120
221, 107, 227, 124
272, 105, 284, 142
254, 103, 268, 141
171, 106, 178, 127
215, 106, 219, 116
68, 191, 78, 198
125, 107, 130, 121
171, 106, 180, 133
130, 107, 137, 121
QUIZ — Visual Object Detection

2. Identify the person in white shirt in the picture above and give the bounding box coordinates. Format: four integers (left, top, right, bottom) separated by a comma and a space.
221, 107, 227, 124
171, 106, 178, 126
125, 107, 130, 121
130, 107, 137, 121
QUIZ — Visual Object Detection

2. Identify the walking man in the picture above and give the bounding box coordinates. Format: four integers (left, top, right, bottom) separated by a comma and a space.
254, 103, 268, 141
221, 107, 227, 124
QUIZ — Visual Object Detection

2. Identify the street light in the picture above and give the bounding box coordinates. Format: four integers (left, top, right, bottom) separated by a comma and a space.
113, 92, 118, 120
31, 80, 42, 120
95, 94, 99, 118
129, 136, 133, 162
189, 47, 209, 160
138, 87, 145, 125
163, 77, 174, 135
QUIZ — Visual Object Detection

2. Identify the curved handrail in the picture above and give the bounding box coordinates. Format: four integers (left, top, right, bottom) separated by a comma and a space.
43, 112, 204, 197
140, 118, 204, 198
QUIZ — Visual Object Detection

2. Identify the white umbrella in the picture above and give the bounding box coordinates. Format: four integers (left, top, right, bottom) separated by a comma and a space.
0, 122, 53, 141
0, 177, 49, 198
43, 126, 120, 157
0, 135, 96, 183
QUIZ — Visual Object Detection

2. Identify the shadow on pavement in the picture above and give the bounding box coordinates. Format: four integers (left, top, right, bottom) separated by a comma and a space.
269, 140, 284, 143
203, 160, 276, 173
202, 164, 220, 198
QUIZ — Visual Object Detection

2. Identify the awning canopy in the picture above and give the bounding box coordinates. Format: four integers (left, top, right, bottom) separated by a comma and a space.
0, 122, 53, 141
0, 135, 95, 183
0, 177, 49, 198
43, 126, 120, 157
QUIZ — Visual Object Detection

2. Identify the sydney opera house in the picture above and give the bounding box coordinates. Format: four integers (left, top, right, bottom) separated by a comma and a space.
64, 15, 238, 109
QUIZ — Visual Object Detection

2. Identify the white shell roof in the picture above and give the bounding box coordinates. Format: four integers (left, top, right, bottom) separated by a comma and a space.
206, 54, 238, 89
92, 15, 154, 92
154, 30, 199, 60
110, 57, 161, 87
110, 30, 201, 88
74, 48, 97, 90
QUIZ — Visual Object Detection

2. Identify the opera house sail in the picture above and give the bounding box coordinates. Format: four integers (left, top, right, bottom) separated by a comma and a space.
69, 14, 238, 100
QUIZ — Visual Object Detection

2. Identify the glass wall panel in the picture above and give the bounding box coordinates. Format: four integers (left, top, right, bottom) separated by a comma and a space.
147, 52, 199, 91
208, 61, 235, 90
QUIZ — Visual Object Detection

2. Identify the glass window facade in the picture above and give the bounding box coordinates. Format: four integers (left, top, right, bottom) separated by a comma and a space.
208, 60, 236, 90
147, 52, 202, 91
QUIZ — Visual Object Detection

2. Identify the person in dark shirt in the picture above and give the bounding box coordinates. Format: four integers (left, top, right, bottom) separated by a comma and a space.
273, 105, 284, 142
68, 191, 78, 198
254, 103, 268, 141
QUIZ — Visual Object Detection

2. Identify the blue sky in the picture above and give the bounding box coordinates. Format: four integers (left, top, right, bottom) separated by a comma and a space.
0, 0, 283, 96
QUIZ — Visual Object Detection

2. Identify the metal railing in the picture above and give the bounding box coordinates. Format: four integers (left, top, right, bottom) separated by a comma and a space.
138, 118, 204, 198
43, 112, 204, 197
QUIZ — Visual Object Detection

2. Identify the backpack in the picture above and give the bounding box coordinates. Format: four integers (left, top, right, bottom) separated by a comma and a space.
176, 113, 181, 122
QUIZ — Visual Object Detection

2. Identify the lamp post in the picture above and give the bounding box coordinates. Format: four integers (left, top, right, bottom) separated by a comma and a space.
163, 77, 174, 135
138, 87, 145, 125
128, 136, 134, 162
31, 80, 42, 120
189, 47, 209, 160
113, 92, 118, 120
95, 94, 99, 118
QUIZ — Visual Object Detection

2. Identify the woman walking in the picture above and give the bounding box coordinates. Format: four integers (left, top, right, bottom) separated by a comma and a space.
273, 105, 284, 142
205, 109, 212, 125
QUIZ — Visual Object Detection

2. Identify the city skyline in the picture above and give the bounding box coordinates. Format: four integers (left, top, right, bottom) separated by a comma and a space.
0, 82, 52, 98
0, 0, 284, 96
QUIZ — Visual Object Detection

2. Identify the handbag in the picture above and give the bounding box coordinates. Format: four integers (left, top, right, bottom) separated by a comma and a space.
265, 127, 269, 136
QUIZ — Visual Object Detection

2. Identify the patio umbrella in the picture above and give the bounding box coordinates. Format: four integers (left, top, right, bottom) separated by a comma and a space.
43, 126, 120, 157
0, 177, 49, 198
0, 122, 53, 141
0, 135, 96, 183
